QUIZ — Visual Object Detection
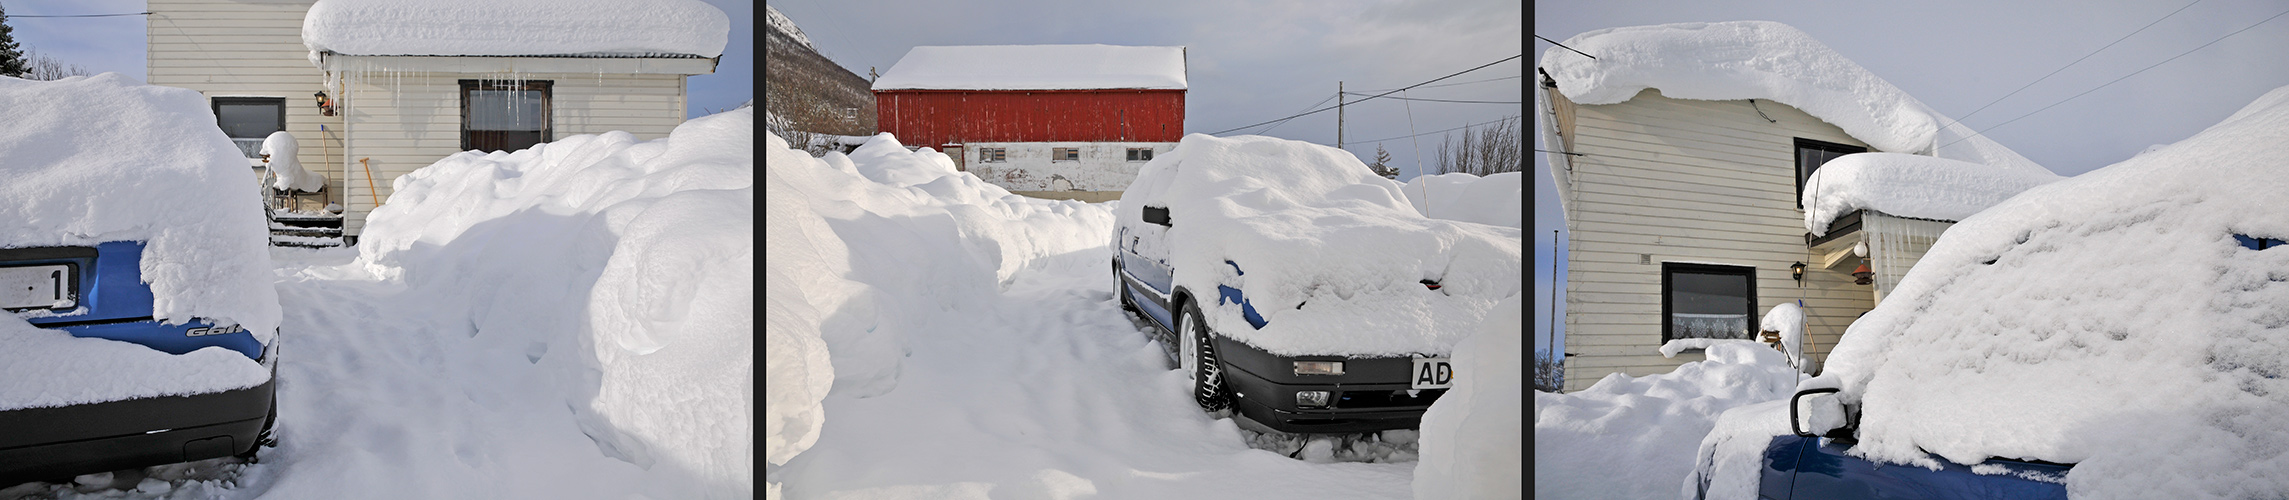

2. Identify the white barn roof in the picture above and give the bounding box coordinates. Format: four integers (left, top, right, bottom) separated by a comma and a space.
872, 45, 1187, 91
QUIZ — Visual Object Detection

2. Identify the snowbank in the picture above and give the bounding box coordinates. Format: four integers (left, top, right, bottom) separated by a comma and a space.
764, 129, 1116, 494
1812, 84, 2289, 498
0, 315, 270, 411
1801, 152, 2060, 236
1401, 172, 1523, 228
0, 73, 280, 340
1540, 21, 2055, 177
1119, 134, 1522, 357
351, 108, 754, 497
262, 131, 328, 193
872, 45, 1188, 90
1657, 338, 1760, 359
1535, 342, 1801, 499
302, 0, 729, 59
1414, 294, 1524, 499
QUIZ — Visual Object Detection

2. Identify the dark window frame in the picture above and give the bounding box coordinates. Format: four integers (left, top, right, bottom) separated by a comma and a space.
459, 79, 554, 153
212, 97, 287, 159
1660, 262, 1759, 345
1795, 138, 1867, 208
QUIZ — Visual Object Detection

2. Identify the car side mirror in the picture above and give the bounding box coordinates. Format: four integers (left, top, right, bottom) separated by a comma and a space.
1791, 387, 1847, 438
1142, 205, 1171, 226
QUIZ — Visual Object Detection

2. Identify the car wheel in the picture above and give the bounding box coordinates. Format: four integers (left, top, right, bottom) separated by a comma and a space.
1178, 301, 1231, 412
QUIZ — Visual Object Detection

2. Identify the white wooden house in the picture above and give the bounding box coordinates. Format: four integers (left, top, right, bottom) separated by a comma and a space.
1537, 22, 2059, 392
146, 0, 727, 243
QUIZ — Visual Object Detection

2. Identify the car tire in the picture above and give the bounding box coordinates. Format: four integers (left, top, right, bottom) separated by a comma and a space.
1178, 301, 1231, 412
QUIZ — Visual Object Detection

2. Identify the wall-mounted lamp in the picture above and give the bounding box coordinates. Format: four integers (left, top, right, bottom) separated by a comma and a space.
1852, 261, 1874, 286
314, 91, 335, 116
1790, 261, 1806, 284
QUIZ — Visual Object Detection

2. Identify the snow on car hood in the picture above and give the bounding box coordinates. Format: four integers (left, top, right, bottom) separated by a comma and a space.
0, 74, 281, 341
1117, 134, 1521, 357
1813, 84, 2289, 498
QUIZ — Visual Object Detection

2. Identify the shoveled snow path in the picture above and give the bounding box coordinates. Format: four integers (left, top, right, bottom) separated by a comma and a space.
777, 248, 1416, 499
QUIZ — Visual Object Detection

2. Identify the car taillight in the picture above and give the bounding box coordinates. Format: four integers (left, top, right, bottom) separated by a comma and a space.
1421, 279, 1440, 290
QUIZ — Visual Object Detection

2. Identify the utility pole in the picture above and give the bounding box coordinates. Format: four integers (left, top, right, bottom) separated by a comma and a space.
1336, 81, 1344, 150
1549, 229, 1560, 392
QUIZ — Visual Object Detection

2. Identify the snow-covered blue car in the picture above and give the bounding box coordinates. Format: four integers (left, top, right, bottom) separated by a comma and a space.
1, 74, 284, 486
1110, 134, 1520, 434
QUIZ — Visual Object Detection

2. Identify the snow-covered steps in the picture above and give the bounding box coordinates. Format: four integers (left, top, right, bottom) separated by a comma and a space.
268, 213, 345, 248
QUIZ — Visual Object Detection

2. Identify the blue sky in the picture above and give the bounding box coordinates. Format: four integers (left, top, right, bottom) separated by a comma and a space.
1, 0, 753, 118
1537, 0, 2289, 360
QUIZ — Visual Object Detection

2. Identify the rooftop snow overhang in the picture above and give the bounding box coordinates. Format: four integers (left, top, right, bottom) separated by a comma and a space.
315, 52, 718, 75
1806, 209, 1956, 248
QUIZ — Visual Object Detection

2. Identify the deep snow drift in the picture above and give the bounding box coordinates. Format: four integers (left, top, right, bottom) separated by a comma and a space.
301, 0, 730, 59
1116, 134, 1522, 357
1413, 294, 1525, 499
1401, 172, 1523, 229
0, 73, 280, 342
1534, 343, 1802, 499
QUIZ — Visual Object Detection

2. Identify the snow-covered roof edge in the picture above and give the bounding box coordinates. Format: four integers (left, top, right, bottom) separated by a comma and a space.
1802, 153, 2061, 235
1537, 21, 2056, 179
872, 45, 1188, 91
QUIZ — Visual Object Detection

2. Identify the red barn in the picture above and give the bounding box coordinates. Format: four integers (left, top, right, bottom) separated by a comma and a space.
873, 45, 1187, 201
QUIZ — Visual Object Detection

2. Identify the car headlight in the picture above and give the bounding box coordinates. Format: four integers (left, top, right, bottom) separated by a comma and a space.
1294, 361, 1344, 376
1296, 390, 1331, 408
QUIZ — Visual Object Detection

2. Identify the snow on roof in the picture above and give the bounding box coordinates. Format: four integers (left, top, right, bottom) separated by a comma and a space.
302, 0, 729, 59
1118, 134, 1519, 357
1810, 84, 2289, 496
871, 45, 1187, 91
1802, 152, 2061, 235
1540, 21, 2060, 208
0, 73, 280, 341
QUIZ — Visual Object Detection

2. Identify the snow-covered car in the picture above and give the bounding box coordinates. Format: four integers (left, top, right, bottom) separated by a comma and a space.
0, 74, 284, 485
1688, 85, 2289, 499
1112, 134, 1520, 434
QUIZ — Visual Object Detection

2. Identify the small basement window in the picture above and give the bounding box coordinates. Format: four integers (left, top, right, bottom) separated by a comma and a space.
212, 97, 285, 159
1127, 148, 1154, 162
1796, 138, 1867, 208
978, 147, 1006, 163
1662, 262, 1758, 343
1053, 147, 1079, 161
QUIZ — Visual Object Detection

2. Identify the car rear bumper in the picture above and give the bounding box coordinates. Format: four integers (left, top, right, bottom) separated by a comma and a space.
0, 377, 273, 485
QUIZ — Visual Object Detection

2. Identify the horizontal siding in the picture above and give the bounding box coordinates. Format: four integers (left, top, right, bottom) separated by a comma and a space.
1562, 89, 1876, 392
151, 0, 690, 237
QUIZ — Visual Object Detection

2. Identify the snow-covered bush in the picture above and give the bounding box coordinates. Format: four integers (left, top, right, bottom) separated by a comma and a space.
1414, 294, 1524, 499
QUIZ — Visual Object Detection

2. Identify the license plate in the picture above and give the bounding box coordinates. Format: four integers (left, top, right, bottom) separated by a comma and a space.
0, 264, 72, 309
1411, 355, 1454, 389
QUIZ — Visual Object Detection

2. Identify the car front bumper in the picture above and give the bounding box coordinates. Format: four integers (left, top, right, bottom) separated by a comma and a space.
1213, 337, 1445, 434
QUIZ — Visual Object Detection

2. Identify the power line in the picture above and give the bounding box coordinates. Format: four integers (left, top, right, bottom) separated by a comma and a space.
1257, 93, 1339, 135
1351, 74, 1524, 93
1210, 54, 1523, 135
1941, 5, 2289, 149
1349, 115, 1520, 145
1341, 92, 1521, 104
1535, 35, 1597, 60
1935, 0, 2203, 132
7, 12, 152, 18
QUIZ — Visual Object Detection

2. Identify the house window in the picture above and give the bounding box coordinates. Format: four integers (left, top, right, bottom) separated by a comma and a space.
212, 97, 285, 159
1052, 147, 1080, 161
1662, 262, 1758, 344
461, 80, 552, 153
1796, 138, 1866, 207
978, 148, 1006, 163
1127, 148, 1154, 162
